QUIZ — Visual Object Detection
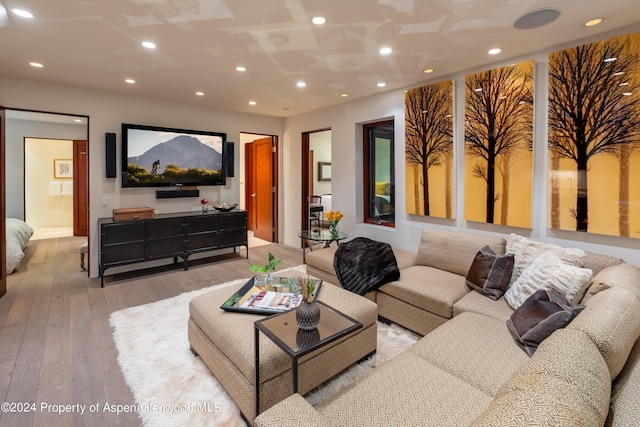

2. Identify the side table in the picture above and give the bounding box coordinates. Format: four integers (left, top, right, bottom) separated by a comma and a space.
298, 229, 347, 263
254, 301, 362, 417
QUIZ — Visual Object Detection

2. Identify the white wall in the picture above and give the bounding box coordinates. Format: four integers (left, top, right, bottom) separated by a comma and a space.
1, 78, 283, 276
310, 130, 331, 196
24, 138, 74, 228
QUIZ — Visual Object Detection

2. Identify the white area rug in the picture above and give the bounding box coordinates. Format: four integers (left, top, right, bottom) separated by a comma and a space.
110, 266, 420, 426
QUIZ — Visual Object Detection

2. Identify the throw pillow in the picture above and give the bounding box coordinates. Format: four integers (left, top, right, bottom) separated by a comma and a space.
507, 288, 585, 356
465, 245, 515, 300
506, 233, 586, 286
504, 251, 593, 310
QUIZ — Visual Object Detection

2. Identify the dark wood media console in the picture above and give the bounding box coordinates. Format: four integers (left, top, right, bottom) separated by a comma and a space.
98, 209, 248, 287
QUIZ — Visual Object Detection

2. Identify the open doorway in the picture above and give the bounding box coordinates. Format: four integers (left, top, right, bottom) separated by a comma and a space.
11, 112, 89, 240
241, 133, 279, 244
25, 138, 75, 239
301, 129, 331, 245
2, 110, 89, 282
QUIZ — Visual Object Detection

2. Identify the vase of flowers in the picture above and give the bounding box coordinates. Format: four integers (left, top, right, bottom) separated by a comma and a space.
295, 276, 320, 330
200, 198, 209, 213
324, 210, 343, 237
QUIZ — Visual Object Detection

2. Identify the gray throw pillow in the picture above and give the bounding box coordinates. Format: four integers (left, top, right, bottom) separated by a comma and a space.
465, 245, 514, 300
507, 288, 585, 356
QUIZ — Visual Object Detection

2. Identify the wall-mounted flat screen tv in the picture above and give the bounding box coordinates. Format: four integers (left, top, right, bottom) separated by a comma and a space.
121, 123, 226, 187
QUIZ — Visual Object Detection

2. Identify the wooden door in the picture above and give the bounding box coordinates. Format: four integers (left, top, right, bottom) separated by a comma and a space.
0, 108, 5, 297
245, 142, 257, 231
73, 140, 88, 236
253, 137, 275, 242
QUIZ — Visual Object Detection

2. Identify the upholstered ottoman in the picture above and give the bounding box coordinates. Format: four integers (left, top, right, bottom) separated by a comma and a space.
188, 278, 378, 423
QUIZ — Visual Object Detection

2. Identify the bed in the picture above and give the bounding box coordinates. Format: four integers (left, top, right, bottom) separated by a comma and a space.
6, 218, 34, 274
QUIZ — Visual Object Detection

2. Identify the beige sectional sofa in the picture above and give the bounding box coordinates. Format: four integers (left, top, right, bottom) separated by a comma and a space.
255, 228, 640, 426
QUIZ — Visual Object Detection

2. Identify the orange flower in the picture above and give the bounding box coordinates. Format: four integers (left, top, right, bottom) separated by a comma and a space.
324, 210, 343, 224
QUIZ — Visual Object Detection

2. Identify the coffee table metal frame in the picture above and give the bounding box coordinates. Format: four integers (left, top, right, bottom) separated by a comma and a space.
253, 300, 362, 417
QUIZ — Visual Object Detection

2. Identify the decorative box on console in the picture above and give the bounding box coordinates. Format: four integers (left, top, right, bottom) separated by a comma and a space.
112, 207, 155, 222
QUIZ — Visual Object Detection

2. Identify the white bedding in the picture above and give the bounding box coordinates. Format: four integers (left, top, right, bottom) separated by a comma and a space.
6, 218, 34, 274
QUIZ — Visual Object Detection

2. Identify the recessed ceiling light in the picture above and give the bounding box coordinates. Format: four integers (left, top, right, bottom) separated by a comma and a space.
12, 8, 34, 18
377, 82, 386, 87
74, 119, 82, 123
379, 47, 392, 55
125, 79, 135, 84
195, 91, 204, 96
488, 48, 502, 55
297, 81, 306, 88
142, 41, 156, 49
235, 66, 246, 72
341, 93, 349, 97
423, 68, 434, 74
249, 101, 257, 105
29, 62, 43, 68
585, 18, 603, 27
312, 16, 326, 25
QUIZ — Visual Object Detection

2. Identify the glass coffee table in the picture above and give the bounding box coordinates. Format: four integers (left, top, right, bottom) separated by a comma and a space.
253, 301, 362, 416
298, 229, 348, 263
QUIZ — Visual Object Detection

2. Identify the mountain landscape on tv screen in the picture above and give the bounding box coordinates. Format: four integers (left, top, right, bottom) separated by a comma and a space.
128, 135, 222, 173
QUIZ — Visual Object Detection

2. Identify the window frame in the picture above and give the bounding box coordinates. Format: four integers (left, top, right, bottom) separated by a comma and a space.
363, 119, 395, 227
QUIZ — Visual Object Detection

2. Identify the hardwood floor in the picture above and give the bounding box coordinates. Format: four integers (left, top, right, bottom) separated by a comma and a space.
0, 236, 304, 426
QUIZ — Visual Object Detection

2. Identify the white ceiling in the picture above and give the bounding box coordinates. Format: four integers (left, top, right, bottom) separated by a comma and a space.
1, 0, 639, 118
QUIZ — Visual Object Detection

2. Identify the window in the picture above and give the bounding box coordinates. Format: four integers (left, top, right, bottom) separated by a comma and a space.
363, 120, 395, 226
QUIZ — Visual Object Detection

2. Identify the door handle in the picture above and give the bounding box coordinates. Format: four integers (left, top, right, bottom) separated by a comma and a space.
250, 193, 256, 197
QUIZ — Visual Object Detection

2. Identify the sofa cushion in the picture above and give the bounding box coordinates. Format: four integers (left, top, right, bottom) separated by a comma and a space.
416, 229, 506, 276
607, 338, 640, 426
583, 251, 623, 276
317, 351, 493, 426
507, 288, 585, 356
305, 245, 338, 274
566, 286, 640, 380
453, 290, 514, 322
506, 233, 586, 285
582, 262, 640, 304
471, 328, 611, 427
409, 312, 529, 396
378, 265, 468, 319
465, 245, 514, 300
504, 251, 593, 309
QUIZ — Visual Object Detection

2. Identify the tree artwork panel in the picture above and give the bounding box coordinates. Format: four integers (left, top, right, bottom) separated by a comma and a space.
548, 31, 640, 238
405, 80, 454, 218
464, 61, 534, 228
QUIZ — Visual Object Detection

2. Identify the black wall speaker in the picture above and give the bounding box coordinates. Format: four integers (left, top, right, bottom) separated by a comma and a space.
105, 132, 117, 178
225, 141, 235, 177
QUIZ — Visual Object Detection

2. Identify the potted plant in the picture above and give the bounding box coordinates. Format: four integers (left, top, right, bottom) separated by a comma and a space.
249, 252, 282, 291
296, 276, 321, 330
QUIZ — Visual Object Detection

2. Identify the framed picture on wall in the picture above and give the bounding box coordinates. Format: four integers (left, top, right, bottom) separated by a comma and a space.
54, 159, 73, 178
318, 162, 331, 181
